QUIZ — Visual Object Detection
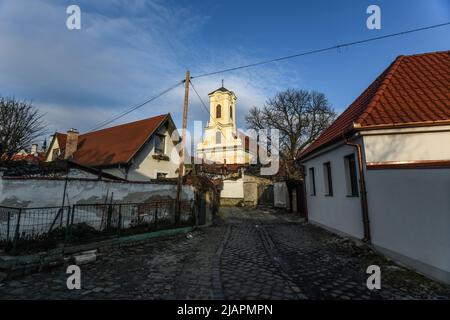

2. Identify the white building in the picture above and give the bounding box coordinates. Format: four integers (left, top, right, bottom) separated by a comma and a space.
300, 50, 450, 284
45, 114, 181, 181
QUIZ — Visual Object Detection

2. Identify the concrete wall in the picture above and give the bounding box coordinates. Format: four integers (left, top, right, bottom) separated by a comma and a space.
303, 142, 364, 239
366, 167, 450, 283
0, 177, 195, 208
274, 181, 289, 208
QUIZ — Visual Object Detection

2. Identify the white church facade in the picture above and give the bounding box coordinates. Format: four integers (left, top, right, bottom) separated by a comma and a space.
196, 85, 256, 164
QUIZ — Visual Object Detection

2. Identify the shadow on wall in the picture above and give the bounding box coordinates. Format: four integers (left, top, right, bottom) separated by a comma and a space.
364, 133, 425, 163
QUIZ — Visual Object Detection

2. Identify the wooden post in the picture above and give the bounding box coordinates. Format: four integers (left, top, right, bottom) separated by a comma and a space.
176, 71, 190, 222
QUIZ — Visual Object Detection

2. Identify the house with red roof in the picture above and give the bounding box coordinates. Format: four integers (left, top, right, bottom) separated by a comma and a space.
45, 113, 181, 180
299, 50, 450, 284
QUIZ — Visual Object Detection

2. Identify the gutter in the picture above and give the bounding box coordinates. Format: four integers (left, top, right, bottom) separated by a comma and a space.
344, 139, 371, 243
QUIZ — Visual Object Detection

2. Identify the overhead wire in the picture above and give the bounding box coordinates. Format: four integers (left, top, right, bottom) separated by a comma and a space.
88, 80, 184, 132
191, 22, 450, 79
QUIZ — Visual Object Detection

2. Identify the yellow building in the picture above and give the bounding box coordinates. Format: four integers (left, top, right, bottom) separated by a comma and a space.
196, 85, 255, 164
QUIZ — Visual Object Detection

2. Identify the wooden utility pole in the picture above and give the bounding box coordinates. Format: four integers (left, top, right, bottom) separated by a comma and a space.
176, 70, 190, 222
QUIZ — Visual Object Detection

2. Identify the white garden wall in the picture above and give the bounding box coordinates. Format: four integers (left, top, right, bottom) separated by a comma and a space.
221, 178, 244, 199
0, 177, 195, 208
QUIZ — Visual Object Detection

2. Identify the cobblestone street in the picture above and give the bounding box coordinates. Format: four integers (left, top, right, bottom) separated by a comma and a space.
0, 207, 449, 300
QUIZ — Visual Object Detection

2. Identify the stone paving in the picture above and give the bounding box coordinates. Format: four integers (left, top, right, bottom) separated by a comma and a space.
0, 206, 449, 300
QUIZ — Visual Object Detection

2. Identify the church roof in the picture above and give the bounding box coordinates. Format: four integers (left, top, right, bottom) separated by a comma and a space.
208, 86, 235, 96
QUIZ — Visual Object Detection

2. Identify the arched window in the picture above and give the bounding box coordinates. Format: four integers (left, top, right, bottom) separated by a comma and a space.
216, 131, 221, 144
216, 104, 221, 118
230, 106, 233, 119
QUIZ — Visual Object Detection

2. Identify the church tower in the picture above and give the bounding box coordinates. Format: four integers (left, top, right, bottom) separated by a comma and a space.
196, 83, 254, 164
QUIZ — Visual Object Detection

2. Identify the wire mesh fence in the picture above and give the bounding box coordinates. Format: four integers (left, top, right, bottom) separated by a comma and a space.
0, 199, 195, 255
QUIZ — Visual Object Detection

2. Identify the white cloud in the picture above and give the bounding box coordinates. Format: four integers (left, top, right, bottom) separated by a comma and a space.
0, 0, 305, 144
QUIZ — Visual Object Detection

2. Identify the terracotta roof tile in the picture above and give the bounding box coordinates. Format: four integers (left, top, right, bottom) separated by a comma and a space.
300, 50, 450, 158
56, 114, 169, 167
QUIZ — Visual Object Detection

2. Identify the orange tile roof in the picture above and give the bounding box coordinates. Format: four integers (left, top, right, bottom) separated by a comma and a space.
56, 114, 169, 167
300, 50, 450, 159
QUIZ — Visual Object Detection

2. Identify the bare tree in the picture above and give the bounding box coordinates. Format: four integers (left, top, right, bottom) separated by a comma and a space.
246, 89, 336, 176
0, 97, 47, 160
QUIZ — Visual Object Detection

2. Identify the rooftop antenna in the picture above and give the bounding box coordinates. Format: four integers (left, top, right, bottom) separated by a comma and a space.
221, 79, 224, 87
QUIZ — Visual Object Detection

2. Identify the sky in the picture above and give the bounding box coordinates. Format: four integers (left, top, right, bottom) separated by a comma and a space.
0, 0, 449, 153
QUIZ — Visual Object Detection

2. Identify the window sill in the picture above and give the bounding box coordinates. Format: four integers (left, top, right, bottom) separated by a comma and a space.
346, 195, 359, 198
324, 194, 333, 197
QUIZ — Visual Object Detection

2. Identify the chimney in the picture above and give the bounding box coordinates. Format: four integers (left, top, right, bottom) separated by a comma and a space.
30, 143, 38, 156
64, 128, 79, 160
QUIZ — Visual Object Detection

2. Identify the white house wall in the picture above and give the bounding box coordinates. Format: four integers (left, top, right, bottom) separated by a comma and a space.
128, 132, 180, 181
365, 168, 450, 283
363, 126, 450, 162
303, 143, 364, 239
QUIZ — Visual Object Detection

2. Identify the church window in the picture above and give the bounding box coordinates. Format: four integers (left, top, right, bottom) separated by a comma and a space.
216, 104, 221, 118
216, 131, 221, 144
230, 106, 233, 119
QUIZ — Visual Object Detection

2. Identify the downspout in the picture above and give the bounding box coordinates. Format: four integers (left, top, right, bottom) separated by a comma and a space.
345, 139, 371, 243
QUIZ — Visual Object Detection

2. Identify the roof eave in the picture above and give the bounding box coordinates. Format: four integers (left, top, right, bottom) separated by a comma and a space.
298, 128, 359, 162
355, 119, 450, 131
125, 113, 172, 165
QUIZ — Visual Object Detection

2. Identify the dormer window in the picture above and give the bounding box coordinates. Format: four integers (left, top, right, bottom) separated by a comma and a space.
216, 104, 221, 118
52, 148, 60, 160
154, 134, 166, 155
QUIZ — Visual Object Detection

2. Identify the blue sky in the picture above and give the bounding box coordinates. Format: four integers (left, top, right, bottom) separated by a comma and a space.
0, 0, 449, 151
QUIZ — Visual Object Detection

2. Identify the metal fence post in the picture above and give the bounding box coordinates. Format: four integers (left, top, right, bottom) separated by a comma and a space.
64, 207, 71, 244
117, 204, 122, 236
12, 208, 22, 255
106, 204, 112, 231
6, 211, 11, 242
70, 205, 75, 228
154, 203, 158, 229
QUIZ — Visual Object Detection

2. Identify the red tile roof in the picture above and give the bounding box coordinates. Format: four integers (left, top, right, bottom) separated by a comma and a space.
300, 50, 450, 159
54, 114, 170, 167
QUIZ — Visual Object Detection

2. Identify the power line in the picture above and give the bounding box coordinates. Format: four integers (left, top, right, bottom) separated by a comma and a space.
88, 81, 184, 132
191, 22, 450, 79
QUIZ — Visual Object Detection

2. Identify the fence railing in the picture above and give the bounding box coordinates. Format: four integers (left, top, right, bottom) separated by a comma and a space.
0, 200, 194, 255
